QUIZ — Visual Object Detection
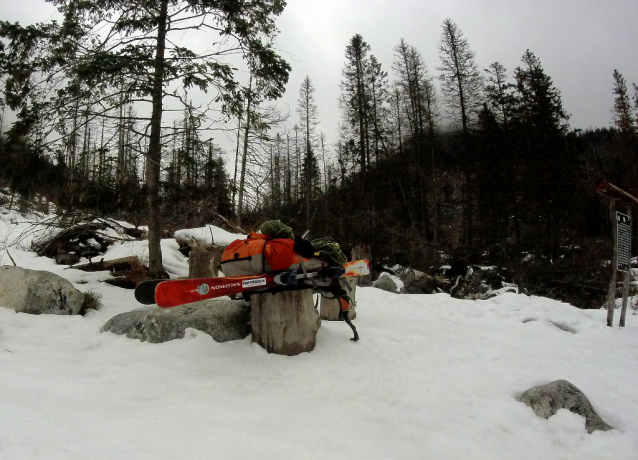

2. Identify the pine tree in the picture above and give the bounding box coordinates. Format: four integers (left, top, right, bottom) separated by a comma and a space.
393, 39, 439, 142
340, 34, 371, 174
437, 19, 483, 134
437, 19, 482, 247
366, 55, 390, 164
513, 50, 571, 259
612, 70, 635, 132
484, 62, 516, 127
297, 76, 320, 210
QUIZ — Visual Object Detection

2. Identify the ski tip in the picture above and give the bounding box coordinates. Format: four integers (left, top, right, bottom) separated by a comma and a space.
134, 279, 164, 305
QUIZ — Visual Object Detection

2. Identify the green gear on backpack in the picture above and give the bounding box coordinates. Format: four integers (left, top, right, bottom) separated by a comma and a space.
310, 237, 347, 266
259, 220, 294, 239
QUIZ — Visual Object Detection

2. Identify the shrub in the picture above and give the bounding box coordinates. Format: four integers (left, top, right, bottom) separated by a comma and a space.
80, 290, 103, 315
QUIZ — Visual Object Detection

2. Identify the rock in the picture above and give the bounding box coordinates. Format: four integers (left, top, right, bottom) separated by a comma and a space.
0, 266, 85, 315
401, 270, 438, 294
55, 251, 81, 266
101, 298, 250, 343
373, 272, 399, 293
450, 266, 510, 300
518, 379, 614, 434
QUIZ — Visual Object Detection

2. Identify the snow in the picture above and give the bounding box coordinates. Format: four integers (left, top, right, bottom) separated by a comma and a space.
174, 224, 244, 247
1, 218, 638, 459
96, 239, 189, 279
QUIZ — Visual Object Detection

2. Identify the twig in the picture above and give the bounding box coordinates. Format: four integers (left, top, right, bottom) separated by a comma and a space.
5, 249, 16, 266
212, 211, 246, 235
208, 225, 215, 245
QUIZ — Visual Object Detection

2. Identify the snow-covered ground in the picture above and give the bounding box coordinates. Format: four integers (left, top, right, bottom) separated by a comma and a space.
1, 215, 637, 459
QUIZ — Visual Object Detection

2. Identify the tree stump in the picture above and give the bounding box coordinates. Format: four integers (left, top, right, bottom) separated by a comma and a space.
188, 245, 224, 278
320, 277, 357, 321
251, 289, 320, 355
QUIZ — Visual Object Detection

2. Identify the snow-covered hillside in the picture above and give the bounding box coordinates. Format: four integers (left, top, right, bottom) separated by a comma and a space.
0, 213, 637, 459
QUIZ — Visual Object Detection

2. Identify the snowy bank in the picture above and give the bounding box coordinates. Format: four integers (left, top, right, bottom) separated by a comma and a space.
0, 213, 637, 459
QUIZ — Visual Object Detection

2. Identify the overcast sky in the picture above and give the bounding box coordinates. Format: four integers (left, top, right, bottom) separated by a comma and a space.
275, 0, 638, 142
3, 0, 638, 153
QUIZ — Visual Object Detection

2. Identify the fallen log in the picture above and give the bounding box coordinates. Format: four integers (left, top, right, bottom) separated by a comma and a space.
71, 256, 141, 273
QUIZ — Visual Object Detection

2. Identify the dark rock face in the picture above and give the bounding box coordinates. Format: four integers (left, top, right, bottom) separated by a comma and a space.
518, 379, 614, 434
102, 299, 250, 343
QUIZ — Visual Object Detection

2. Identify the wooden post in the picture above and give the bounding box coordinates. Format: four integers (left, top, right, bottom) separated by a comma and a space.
620, 207, 633, 327
188, 245, 224, 278
606, 199, 618, 327
251, 289, 320, 356
320, 277, 357, 321
597, 183, 638, 328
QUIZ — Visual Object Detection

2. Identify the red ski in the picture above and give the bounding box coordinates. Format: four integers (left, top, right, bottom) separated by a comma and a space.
135, 260, 370, 308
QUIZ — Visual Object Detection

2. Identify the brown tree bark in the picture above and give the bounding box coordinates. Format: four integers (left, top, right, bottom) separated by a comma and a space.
145, 0, 169, 279
251, 289, 320, 355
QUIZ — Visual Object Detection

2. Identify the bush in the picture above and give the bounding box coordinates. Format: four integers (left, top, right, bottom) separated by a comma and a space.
80, 290, 103, 315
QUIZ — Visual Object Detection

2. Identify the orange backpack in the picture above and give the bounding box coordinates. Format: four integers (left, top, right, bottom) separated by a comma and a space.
220, 232, 329, 276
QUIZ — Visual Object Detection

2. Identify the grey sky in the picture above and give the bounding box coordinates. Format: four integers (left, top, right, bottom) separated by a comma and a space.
3, 0, 638, 153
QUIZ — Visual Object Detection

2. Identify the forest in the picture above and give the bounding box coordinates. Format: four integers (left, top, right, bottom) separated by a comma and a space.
0, 3, 637, 308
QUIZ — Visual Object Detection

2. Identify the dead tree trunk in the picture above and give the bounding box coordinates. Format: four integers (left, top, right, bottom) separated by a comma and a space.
251, 289, 320, 355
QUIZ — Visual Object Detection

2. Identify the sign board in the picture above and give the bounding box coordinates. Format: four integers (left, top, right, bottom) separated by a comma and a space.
617, 211, 632, 271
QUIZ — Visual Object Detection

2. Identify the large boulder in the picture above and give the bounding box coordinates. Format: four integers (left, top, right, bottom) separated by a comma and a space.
518, 380, 614, 434
0, 265, 85, 315
373, 272, 399, 293
101, 298, 250, 343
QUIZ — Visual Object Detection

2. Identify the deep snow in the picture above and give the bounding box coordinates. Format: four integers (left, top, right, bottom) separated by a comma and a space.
1, 214, 637, 459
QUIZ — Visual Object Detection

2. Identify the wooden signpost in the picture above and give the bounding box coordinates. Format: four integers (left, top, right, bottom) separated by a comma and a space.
596, 182, 635, 327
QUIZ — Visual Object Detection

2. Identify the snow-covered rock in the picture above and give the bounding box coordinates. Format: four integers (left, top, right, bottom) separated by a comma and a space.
373, 272, 399, 293
0, 265, 85, 315
518, 379, 614, 434
101, 298, 250, 343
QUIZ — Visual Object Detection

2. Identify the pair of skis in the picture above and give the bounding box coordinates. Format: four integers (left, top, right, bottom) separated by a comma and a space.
135, 259, 370, 308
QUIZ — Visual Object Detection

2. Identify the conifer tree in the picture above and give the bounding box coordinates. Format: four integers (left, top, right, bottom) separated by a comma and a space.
437, 19, 483, 134
437, 19, 482, 246
340, 34, 371, 174
393, 39, 439, 141
612, 70, 635, 132
513, 50, 570, 258
484, 62, 516, 127
297, 76, 320, 197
